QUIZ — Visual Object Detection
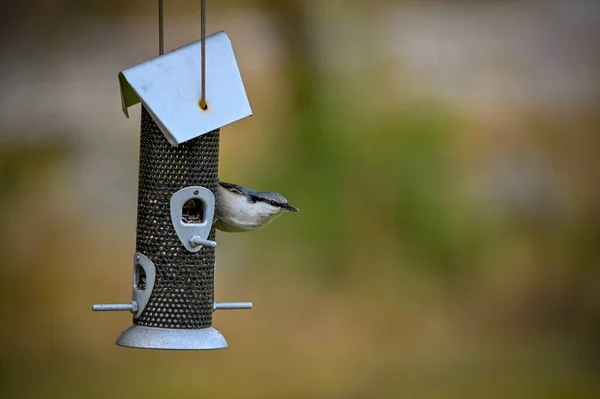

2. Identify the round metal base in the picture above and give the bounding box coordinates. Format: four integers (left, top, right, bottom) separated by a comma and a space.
116, 325, 228, 350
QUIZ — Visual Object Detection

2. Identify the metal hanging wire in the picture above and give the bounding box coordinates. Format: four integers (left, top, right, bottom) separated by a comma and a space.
158, 0, 164, 55
157, 0, 207, 110
199, 0, 208, 110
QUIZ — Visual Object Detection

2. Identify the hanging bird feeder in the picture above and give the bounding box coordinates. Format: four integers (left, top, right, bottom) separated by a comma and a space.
92, 0, 253, 350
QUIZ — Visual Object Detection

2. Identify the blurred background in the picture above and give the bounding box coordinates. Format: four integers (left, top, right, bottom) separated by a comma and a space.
1, 0, 600, 397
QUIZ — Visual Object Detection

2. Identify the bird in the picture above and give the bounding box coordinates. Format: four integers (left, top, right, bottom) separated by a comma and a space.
215, 181, 299, 232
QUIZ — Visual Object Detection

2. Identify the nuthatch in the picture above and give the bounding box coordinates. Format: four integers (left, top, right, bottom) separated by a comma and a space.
216, 181, 299, 232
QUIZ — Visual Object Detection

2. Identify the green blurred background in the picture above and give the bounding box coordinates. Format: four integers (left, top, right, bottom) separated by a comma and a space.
1, 0, 600, 397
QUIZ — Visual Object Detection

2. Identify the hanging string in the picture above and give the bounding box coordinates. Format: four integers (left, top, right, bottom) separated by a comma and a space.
199, 0, 208, 110
158, 0, 164, 55
158, 0, 207, 109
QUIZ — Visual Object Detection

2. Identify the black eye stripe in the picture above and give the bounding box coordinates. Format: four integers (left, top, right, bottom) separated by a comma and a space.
248, 195, 283, 208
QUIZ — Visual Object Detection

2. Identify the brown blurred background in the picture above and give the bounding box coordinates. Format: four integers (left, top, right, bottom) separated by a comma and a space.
1, 0, 600, 397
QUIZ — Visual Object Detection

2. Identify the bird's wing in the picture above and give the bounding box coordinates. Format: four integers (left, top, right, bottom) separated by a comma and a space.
219, 181, 256, 198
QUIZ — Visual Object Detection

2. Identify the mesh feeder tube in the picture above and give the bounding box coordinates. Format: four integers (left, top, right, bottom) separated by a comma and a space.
115, 107, 226, 350
135, 106, 219, 329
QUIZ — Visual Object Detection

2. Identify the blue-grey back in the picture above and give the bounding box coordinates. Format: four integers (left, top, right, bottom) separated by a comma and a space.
219, 181, 289, 205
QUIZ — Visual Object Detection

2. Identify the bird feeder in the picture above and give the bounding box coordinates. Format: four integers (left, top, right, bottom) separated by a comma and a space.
92, 13, 253, 350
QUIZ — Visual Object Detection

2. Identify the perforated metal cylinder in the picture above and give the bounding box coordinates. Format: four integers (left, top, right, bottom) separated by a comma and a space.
134, 106, 219, 329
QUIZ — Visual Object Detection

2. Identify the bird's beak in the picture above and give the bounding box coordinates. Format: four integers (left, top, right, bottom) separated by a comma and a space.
283, 204, 299, 212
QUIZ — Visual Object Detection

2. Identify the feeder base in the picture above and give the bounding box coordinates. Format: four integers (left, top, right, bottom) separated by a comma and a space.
116, 325, 228, 350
